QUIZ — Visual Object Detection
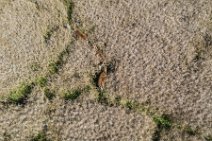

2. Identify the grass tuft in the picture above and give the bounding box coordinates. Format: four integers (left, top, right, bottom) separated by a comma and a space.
124, 100, 140, 111
44, 88, 55, 100
47, 43, 73, 75
125, 100, 134, 110
83, 85, 91, 93
8, 83, 34, 104
48, 61, 61, 74
63, 0, 74, 23
31, 132, 50, 141
153, 114, 172, 129
36, 76, 48, 87
63, 89, 81, 101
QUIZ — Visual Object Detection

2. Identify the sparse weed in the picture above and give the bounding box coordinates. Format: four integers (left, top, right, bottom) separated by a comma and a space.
44, 88, 55, 100
64, 0, 74, 22
153, 114, 172, 129
47, 43, 73, 75
83, 85, 91, 92
31, 132, 50, 141
48, 61, 60, 74
63, 89, 81, 101
151, 115, 168, 141
44, 26, 58, 44
125, 100, 134, 110
114, 96, 121, 106
36, 76, 48, 87
44, 31, 52, 43
125, 100, 139, 110
8, 83, 34, 104
97, 90, 108, 104
58, 48, 70, 62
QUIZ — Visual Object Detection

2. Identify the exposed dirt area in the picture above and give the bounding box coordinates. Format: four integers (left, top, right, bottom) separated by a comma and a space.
0, 0, 211, 141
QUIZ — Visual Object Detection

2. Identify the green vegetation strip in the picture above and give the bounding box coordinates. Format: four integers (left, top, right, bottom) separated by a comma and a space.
8, 83, 34, 104
48, 42, 73, 75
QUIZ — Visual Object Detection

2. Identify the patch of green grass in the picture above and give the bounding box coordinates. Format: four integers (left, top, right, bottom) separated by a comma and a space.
36, 76, 48, 87
124, 100, 140, 110
83, 85, 91, 92
8, 83, 34, 104
44, 88, 55, 100
151, 114, 172, 141
64, 0, 74, 22
47, 43, 73, 75
63, 89, 81, 101
47, 48, 70, 75
125, 100, 134, 110
153, 114, 172, 129
204, 135, 212, 141
31, 132, 50, 141
48, 61, 61, 74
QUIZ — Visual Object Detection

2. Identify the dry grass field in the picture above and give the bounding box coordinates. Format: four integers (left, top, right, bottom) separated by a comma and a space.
0, 0, 211, 140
